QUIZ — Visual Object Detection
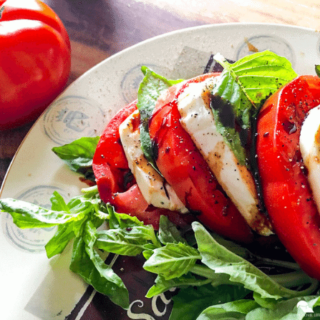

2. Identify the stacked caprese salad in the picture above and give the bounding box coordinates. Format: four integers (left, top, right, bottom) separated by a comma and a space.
3, 50, 320, 318
93, 50, 320, 280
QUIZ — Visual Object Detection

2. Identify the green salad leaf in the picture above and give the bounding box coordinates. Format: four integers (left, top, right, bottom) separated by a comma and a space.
214, 51, 298, 107
143, 242, 201, 280
316, 65, 320, 78
0, 197, 86, 228
70, 221, 129, 309
192, 222, 315, 300
169, 284, 250, 320
211, 50, 297, 165
196, 300, 259, 320
137, 66, 183, 169
50, 191, 69, 212
52, 136, 99, 180
106, 203, 144, 229
96, 225, 160, 256
45, 223, 77, 258
158, 215, 187, 245
146, 273, 211, 298
246, 296, 320, 320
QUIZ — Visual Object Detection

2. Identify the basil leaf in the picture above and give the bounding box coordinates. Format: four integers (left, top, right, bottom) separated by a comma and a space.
96, 225, 159, 256
158, 215, 187, 245
193, 222, 313, 300
0, 198, 86, 228
70, 221, 129, 309
210, 72, 251, 166
209, 233, 251, 259
106, 204, 144, 229
0, 6, 4, 20
169, 284, 250, 320
197, 300, 259, 320
52, 136, 99, 180
50, 191, 70, 212
146, 273, 211, 298
316, 65, 320, 78
214, 51, 297, 107
45, 223, 75, 258
253, 292, 280, 309
143, 242, 201, 280
142, 247, 155, 260
211, 51, 297, 165
137, 66, 183, 168
246, 296, 320, 320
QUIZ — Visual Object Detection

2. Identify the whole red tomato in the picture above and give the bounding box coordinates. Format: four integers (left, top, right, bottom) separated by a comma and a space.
0, 0, 71, 130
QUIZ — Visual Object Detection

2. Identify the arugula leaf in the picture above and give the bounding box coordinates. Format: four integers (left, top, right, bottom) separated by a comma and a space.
192, 222, 314, 300
52, 136, 99, 180
158, 215, 187, 245
146, 273, 211, 298
96, 225, 160, 256
70, 221, 129, 309
197, 300, 259, 320
169, 284, 250, 320
246, 296, 320, 320
143, 242, 201, 280
137, 66, 183, 168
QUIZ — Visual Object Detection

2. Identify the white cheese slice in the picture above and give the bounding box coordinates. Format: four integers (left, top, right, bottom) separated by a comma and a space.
177, 77, 273, 236
300, 106, 320, 214
119, 110, 188, 213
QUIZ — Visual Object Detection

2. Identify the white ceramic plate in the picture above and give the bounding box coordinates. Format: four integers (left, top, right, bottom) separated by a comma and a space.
1, 23, 320, 320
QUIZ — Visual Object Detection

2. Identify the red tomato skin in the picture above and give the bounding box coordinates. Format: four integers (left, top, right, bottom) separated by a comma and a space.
0, 0, 71, 130
149, 74, 253, 243
257, 75, 320, 279
93, 100, 138, 200
92, 101, 194, 229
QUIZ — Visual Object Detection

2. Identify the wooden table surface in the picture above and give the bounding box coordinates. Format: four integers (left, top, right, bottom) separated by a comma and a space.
1, 0, 320, 187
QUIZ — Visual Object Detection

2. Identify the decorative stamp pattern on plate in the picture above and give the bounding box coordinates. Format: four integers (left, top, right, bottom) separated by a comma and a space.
2, 185, 67, 253
43, 96, 105, 145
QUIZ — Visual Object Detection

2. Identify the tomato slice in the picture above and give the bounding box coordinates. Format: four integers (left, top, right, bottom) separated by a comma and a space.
92, 101, 193, 229
257, 75, 320, 279
149, 74, 253, 243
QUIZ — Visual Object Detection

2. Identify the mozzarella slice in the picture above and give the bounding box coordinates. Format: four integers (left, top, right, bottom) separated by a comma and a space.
119, 110, 188, 213
300, 106, 320, 213
177, 77, 273, 236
